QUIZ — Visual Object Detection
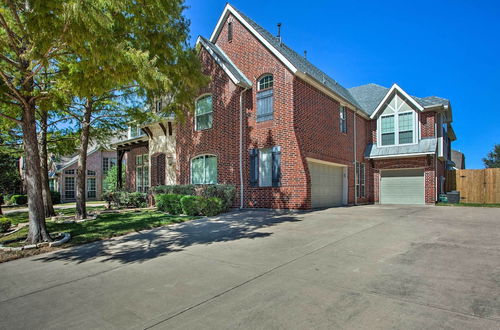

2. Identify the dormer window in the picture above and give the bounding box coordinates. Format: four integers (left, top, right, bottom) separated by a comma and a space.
257, 74, 274, 122
378, 93, 417, 146
155, 99, 162, 113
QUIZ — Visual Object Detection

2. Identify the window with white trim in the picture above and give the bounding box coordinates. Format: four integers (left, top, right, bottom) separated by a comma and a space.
64, 169, 75, 175
340, 106, 347, 133
257, 75, 274, 122
378, 93, 416, 146
191, 155, 217, 184
129, 126, 144, 139
227, 22, 233, 42
87, 170, 96, 176
195, 95, 213, 130
355, 162, 365, 198
87, 177, 96, 198
135, 154, 149, 192
49, 179, 56, 192
64, 177, 75, 199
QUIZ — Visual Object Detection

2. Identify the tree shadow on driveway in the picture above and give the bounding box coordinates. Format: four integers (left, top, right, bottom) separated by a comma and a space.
34, 210, 304, 265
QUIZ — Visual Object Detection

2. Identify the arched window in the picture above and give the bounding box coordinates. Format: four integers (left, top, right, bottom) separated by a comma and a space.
257, 75, 274, 122
195, 94, 213, 130
191, 155, 217, 184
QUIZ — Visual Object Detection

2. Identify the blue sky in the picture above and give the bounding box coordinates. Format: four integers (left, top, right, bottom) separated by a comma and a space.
184, 0, 500, 168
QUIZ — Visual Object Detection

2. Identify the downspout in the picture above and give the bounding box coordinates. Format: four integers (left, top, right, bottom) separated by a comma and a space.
353, 108, 358, 206
239, 87, 249, 209
434, 119, 438, 202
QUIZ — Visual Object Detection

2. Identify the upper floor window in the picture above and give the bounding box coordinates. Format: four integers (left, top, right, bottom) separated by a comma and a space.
227, 22, 233, 42
129, 126, 144, 139
191, 155, 217, 184
64, 169, 75, 175
103, 157, 117, 174
195, 95, 213, 130
155, 99, 162, 113
257, 74, 274, 122
340, 106, 347, 133
378, 93, 416, 146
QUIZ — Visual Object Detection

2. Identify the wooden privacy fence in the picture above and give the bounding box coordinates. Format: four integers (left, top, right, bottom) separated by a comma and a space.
446, 168, 500, 204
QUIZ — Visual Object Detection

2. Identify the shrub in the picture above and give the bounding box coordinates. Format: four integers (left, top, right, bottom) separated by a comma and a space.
198, 185, 236, 211
0, 218, 11, 232
102, 191, 147, 209
201, 197, 224, 216
128, 192, 147, 208
50, 191, 61, 204
0, 195, 4, 206
10, 194, 28, 205
153, 185, 196, 196
156, 194, 183, 215
180, 195, 204, 216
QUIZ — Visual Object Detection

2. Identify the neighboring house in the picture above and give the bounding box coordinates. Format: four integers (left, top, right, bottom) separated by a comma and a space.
117, 3, 457, 208
451, 150, 466, 169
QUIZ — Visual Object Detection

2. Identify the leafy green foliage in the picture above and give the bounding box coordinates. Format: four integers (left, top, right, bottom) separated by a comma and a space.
0, 152, 22, 196
154, 184, 236, 211
50, 191, 61, 205
103, 165, 124, 192
102, 191, 147, 209
155, 194, 183, 215
483, 144, 500, 168
10, 195, 27, 206
201, 197, 224, 217
153, 185, 196, 196
0, 218, 11, 232
180, 195, 204, 216
4, 206, 105, 226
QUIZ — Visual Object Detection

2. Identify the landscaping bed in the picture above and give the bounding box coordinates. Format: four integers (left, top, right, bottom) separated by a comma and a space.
0, 210, 197, 263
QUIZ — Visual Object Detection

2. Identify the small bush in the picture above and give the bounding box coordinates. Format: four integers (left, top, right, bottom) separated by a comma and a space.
102, 191, 147, 209
0, 218, 11, 232
153, 185, 196, 196
180, 195, 204, 216
198, 185, 236, 211
128, 192, 147, 208
0, 195, 4, 206
156, 194, 183, 215
50, 191, 61, 204
201, 197, 224, 216
10, 194, 28, 205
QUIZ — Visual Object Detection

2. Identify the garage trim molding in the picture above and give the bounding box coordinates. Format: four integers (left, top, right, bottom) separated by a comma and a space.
306, 157, 348, 205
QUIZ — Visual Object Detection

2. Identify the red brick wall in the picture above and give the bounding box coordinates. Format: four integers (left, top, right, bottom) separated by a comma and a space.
372, 156, 436, 204
420, 111, 436, 138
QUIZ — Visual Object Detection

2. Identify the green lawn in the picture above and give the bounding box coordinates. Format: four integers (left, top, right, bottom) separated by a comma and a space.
437, 203, 500, 208
1, 210, 197, 247
4, 206, 106, 226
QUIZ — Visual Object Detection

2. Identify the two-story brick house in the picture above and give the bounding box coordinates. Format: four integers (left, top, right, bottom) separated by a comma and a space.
118, 3, 456, 209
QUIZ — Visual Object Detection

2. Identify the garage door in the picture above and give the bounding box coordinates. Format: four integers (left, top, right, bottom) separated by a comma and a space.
309, 161, 344, 208
380, 169, 425, 204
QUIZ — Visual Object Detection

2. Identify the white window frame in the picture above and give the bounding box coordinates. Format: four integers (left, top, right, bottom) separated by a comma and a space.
190, 154, 217, 184
135, 154, 149, 192
258, 148, 273, 187
195, 94, 213, 131
64, 169, 75, 175
64, 177, 75, 199
376, 94, 418, 147
87, 177, 96, 198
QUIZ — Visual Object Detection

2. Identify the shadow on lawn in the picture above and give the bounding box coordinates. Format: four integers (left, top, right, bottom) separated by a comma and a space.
35, 210, 305, 264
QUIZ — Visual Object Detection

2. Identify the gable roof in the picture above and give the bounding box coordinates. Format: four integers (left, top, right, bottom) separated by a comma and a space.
210, 4, 365, 114
197, 36, 252, 88
348, 83, 450, 117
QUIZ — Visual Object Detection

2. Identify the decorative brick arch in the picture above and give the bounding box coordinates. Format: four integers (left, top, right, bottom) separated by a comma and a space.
151, 152, 166, 186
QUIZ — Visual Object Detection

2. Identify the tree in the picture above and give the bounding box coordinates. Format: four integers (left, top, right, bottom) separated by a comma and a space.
483, 144, 500, 168
103, 165, 124, 193
0, 1, 207, 242
0, 150, 22, 215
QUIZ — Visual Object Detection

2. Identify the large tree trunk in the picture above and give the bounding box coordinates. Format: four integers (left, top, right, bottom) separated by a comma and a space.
39, 110, 55, 217
23, 104, 52, 243
75, 99, 92, 220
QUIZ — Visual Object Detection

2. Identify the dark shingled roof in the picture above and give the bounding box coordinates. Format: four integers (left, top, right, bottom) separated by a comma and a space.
348, 83, 450, 115
230, 6, 364, 112
198, 36, 252, 87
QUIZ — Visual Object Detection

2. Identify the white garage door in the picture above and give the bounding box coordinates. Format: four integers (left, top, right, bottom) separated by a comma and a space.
309, 161, 344, 208
380, 169, 425, 204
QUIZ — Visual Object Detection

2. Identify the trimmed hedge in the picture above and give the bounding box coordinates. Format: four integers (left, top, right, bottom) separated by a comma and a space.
156, 194, 183, 215
10, 194, 27, 205
0, 217, 11, 232
102, 191, 147, 209
180, 195, 204, 216
201, 197, 224, 216
153, 185, 196, 196
154, 184, 236, 211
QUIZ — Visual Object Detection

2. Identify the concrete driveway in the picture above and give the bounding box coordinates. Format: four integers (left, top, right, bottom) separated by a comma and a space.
0, 205, 499, 329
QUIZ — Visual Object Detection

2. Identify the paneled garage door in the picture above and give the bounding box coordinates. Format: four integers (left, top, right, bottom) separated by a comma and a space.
309, 161, 344, 208
380, 169, 425, 204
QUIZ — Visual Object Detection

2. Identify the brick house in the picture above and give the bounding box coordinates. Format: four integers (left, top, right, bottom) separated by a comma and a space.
117, 3, 456, 208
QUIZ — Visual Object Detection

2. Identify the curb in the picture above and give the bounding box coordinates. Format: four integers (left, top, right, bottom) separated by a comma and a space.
0, 232, 71, 251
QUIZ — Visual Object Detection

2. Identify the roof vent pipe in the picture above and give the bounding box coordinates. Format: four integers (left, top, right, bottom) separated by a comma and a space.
304, 50, 307, 59
277, 23, 282, 44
